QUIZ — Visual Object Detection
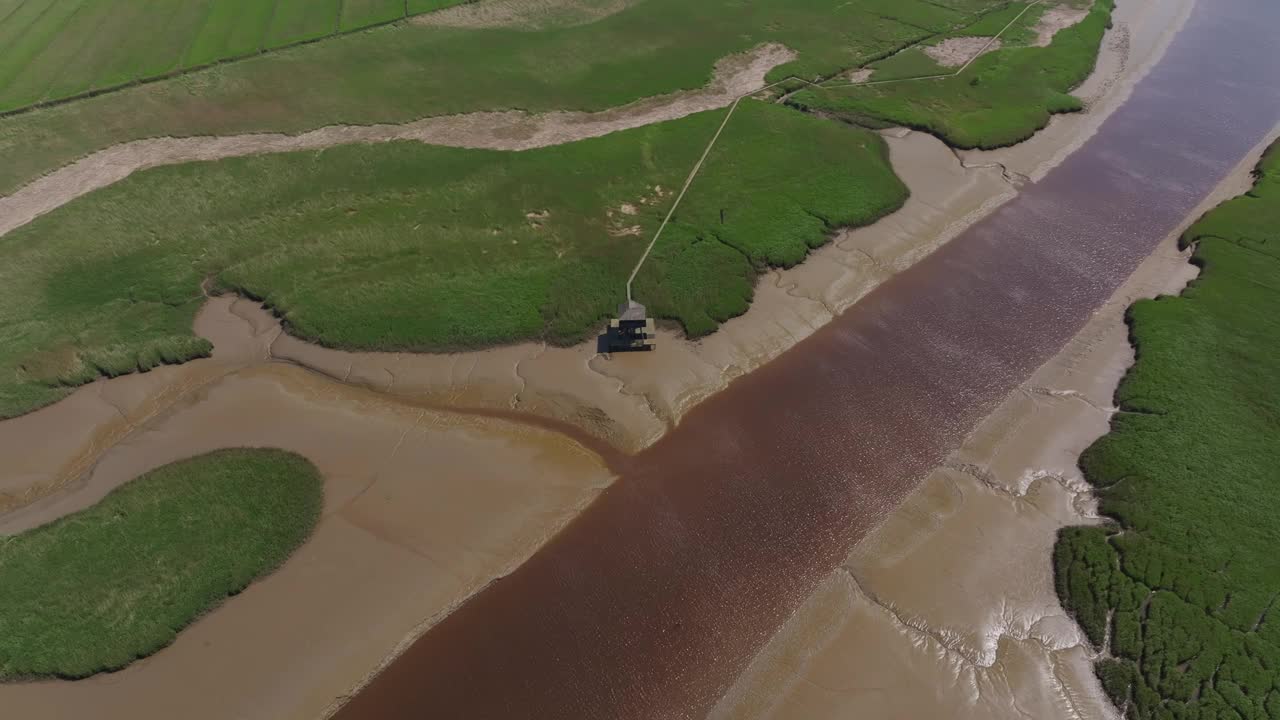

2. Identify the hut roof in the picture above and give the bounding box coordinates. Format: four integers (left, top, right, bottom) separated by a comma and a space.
618, 300, 647, 322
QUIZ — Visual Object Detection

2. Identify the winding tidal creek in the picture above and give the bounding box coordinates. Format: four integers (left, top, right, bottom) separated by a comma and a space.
330, 0, 1280, 717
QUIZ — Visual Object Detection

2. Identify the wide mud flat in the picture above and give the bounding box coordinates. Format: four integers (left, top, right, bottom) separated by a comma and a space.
0, 299, 615, 720
710, 129, 1278, 720
329, 0, 1280, 714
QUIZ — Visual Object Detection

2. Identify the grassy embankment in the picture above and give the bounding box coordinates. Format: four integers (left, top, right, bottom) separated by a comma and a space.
0, 0, 472, 114
1055, 142, 1280, 719
0, 0, 1007, 194
0, 449, 322, 679
0, 101, 905, 418
789, 0, 1112, 149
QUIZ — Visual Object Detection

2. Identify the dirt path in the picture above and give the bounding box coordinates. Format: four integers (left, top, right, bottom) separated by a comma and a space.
0, 43, 793, 240
925, 36, 1002, 67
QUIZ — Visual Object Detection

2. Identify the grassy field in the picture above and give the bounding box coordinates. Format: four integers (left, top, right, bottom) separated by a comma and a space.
0, 449, 322, 679
790, 0, 1110, 149
0, 0, 474, 114
0, 101, 905, 419
0, 0, 1010, 195
1055, 142, 1280, 719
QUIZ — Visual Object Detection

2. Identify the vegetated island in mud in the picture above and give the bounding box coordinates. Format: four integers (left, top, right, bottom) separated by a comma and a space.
0, 449, 321, 679
1055, 140, 1280, 719
0, 0, 1113, 427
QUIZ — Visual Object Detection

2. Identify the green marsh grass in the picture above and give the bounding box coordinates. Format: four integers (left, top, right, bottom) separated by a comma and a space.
0, 101, 905, 418
1055, 142, 1280, 719
0, 449, 322, 679
792, 0, 1114, 149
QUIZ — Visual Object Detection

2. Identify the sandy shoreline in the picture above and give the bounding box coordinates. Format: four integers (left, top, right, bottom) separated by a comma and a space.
708, 124, 1279, 720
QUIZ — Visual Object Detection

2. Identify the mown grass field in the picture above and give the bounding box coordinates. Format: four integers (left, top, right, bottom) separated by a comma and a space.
0, 0, 1011, 195
0, 449, 322, 679
791, 0, 1110, 149
0, 101, 905, 418
1055, 142, 1280, 719
0, 0, 473, 113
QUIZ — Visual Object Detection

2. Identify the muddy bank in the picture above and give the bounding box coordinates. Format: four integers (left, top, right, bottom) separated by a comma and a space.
0, 299, 614, 720
0, 43, 793, 239
327, 0, 1280, 713
709, 130, 1276, 720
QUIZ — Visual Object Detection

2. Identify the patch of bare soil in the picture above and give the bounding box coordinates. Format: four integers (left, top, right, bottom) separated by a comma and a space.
414, 0, 641, 29
0, 43, 793, 240
1035, 3, 1092, 46
846, 68, 873, 84
924, 36, 1001, 68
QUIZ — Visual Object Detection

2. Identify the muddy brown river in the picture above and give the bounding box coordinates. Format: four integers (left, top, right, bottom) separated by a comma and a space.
332, 1, 1280, 718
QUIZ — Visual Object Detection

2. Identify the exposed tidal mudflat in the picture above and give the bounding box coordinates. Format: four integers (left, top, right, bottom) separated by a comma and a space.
0, 0, 1258, 716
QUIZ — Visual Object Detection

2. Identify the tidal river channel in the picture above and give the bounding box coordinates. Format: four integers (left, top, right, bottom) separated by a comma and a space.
335, 0, 1280, 716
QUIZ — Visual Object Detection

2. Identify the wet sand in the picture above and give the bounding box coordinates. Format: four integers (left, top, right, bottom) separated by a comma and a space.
0, 300, 615, 720
709, 129, 1278, 720
329, 0, 1280, 714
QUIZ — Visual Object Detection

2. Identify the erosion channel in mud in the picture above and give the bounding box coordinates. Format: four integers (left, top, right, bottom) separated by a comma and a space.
333, 0, 1280, 718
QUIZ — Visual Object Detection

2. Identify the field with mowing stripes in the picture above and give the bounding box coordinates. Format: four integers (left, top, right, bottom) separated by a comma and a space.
0, 0, 472, 113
